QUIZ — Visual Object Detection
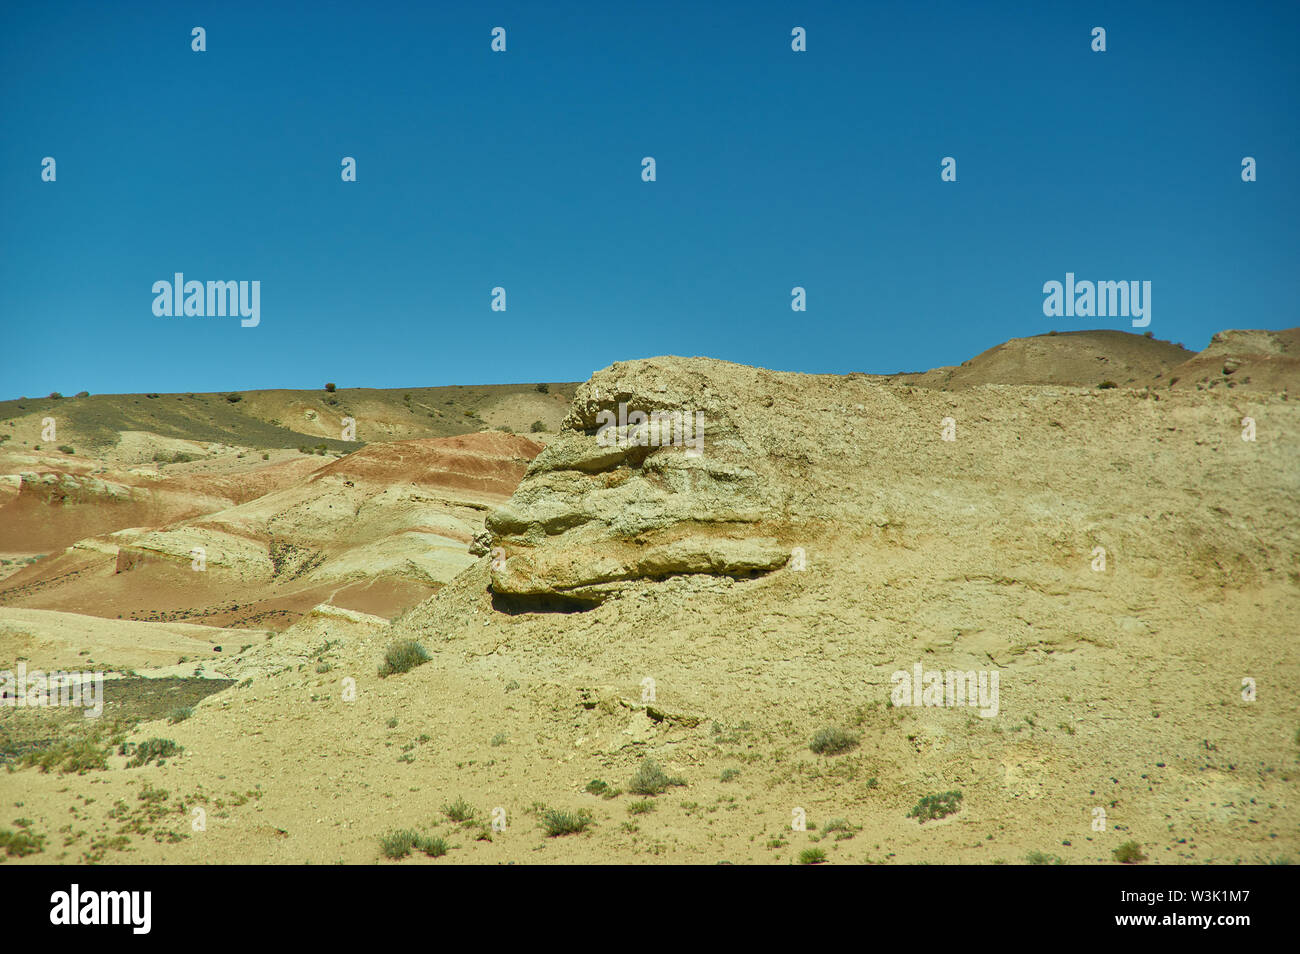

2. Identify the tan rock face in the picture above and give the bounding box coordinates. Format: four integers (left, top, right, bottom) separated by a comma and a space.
1163, 327, 1300, 393
486, 358, 794, 605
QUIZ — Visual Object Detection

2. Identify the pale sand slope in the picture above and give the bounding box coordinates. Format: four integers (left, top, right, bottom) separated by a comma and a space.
2, 352, 1297, 864
0, 606, 259, 673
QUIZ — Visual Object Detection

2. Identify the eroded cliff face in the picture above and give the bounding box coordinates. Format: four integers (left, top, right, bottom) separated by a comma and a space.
485, 347, 1300, 611
486, 358, 799, 606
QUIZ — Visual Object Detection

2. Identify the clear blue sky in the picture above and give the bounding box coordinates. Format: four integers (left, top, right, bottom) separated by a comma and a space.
2, 0, 1296, 397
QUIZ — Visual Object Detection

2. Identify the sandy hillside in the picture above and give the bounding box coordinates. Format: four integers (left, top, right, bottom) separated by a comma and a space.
895, 329, 1195, 389
0, 606, 258, 674
1159, 328, 1300, 394
0, 382, 576, 458
1, 330, 1296, 865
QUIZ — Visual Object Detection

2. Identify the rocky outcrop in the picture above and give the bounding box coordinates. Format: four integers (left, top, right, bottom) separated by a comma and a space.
1162, 327, 1300, 393
18, 471, 139, 505
485, 358, 795, 606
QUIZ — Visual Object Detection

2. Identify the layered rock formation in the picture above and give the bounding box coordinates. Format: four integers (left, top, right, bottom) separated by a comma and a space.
486, 358, 796, 606
0, 433, 544, 626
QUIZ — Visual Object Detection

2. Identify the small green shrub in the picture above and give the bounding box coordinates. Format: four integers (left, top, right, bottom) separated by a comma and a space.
535, 383, 549, 393
127, 738, 182, 767
908, 790, 963, 823
822, 818, 856, 840
1098, 381, 1118, 389
627, 800, 656, 815
379, 829, 420, 859
415, 834, 450, 857
628, 759, 685, 796
379, 639, 430, 677
720, 768, 741, 782
0, 827, 45, 857
57, 445, 75, 455
1026, 850, 1063, 865
138, 784, 168, 805
444, 797, 477, 824
166, 706, 193, 724
542, 808, 592, 837
1113, 841, 1146, 864
325, 382, 336, 392
530, 420, 546, 433
798, 847, 827, 865
584, 779, 610, 796
809, 727, 859, 755
225, 393, 242, 403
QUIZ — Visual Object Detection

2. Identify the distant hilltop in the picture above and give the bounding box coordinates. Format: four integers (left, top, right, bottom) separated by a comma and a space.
889, 327, 1298, 393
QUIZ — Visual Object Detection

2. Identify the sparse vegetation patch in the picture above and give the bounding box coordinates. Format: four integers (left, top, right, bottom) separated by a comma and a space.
908, 790, 963, 823
810, 727, 859, 755
541, 808, 593, 837
1112, 841, 1147, 864
126, 738, 182, 768
379, 639, 430, 677
628, 759, 686, 796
